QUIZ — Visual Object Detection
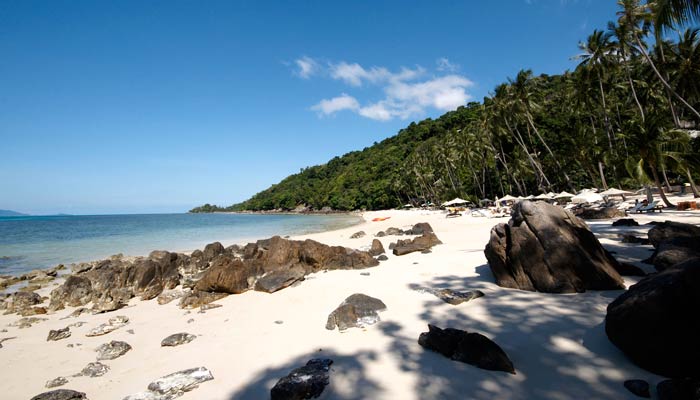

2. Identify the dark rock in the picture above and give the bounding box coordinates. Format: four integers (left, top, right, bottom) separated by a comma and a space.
360, 272, 370, 276
418, 324, 515, 374
78, 361, 110, 377
385, 227, 403, 236
369, 239, 385, 256
194, 257, 255, 294
375, 231, 386, 237
605, 259, 700, 378
484, 201, 625, 293
578, 207, 626, 220
619, 234, 651, 245
3, 291, 42, 315
657, 378, 700, 400
91, 287, 131, 313
423, 288, 485, 305
350, 231, 366, 239
21, 306, 48, 316
270, 358, 333, 400
392, 232, 442, 256
613, 218, 640, 227
645, 237, 700, 271
30, 389, 87, 400
161, 332, 196, 347
179, 290, 228, 309
95, 340, 132, 360
255, 267, 305, 293
615, 262, 646, 277
624, 379, 650, 398
47, 327, 71, 341
325, 293, 387, 331
45, 377, 69, 389
648, 221, 700, 248
377, 255, 388, 261
156, 289, 185, 305
203, 242, 225, 261
407, 222, 435, 235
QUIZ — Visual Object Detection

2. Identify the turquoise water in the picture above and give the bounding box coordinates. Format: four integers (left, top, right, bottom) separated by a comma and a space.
0, 213, 361, 275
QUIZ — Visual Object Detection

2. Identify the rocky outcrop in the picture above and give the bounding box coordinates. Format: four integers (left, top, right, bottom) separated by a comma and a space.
30, 389, 87, 400
325, 293, 386, 331
270, 359, 333, 400
392, 232, 442, 256
161, 333, 196, 347
648, 221, 700, 248
95, 341, 131, 360
605, 259, 700, 378
254, 267, 305, 293
194, 257, 256, 294
48, 276, 92, 311
645, 237, 700, 271
484, 201, 625, 293
369, 239, 385, 256
1, 291, 43, 315
418, 324, 515, 374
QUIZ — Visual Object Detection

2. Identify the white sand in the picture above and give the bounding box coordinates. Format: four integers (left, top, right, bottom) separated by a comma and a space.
1, 206, 700, 400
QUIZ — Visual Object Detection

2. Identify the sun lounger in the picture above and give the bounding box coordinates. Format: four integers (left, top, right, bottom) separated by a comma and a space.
636, 201, 661, 213
626, 203, 644, 213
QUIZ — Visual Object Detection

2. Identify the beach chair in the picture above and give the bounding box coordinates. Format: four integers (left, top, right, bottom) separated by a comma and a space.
626, 203, 644, 214
636, 201, 659, 213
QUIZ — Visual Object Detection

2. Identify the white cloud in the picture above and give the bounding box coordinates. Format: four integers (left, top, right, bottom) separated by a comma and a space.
436, 57, 459, 72
295, 56, 318, 79
296, 58, 473, 121
311, 93, 359, 116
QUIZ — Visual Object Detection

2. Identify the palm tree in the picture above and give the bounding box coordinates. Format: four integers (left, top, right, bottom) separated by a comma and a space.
608, 20, 647, 120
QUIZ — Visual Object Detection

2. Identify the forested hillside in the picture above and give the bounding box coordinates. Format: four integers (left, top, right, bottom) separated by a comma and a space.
192, 0, 700, 212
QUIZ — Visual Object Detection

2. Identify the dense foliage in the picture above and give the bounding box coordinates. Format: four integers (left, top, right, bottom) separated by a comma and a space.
192, 0, 700, 212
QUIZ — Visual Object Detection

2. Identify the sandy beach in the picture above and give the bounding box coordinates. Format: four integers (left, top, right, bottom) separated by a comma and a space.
2, 205, 700, 400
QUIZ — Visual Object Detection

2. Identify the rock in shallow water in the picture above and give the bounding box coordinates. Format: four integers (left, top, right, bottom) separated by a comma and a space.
270, 358, 333, 400
30, 389, 87, 400
418, 324, 515, 374
95, 340, 132, 360
325, 293, 386, 331
161, 333, 196, 347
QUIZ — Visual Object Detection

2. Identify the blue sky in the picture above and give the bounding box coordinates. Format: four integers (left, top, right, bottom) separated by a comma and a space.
0, 0, 620, 215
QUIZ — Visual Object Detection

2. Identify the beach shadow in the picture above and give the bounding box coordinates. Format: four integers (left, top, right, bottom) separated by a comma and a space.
227, 349, 383, 400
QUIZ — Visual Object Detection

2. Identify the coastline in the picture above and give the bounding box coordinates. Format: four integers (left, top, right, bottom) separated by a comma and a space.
1, 207, 699, 399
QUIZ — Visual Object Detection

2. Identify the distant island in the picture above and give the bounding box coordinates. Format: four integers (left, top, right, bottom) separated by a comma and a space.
0, 209, 28, 217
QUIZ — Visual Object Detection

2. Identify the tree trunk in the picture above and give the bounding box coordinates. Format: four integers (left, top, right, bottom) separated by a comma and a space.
505, 117, 551, 189
526, 112, 575, 191
626, 68, 645, 121
650, 165, 674, 207
596, 71, 615, 151
635, 35, 700, 120
598, 161, 609, 190
686, 168, 700, 198
661, 164, 673, 193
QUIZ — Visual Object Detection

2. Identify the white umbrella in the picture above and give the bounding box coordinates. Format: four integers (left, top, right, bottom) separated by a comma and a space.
571, 192, 604, 204
442, 197, 469, 206
599, 188, 633, 196
525, 195, 535, 200
554, 191, 575, 199
546, 192, 557, 198
499, 194, 518, 202
534, 193, 550, 200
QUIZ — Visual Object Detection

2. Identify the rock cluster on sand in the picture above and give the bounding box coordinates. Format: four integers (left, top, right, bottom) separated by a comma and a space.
484, 200, 625, 293
122, 367, 214, 400
643, 221, 700, 271
391, 223, 442, 256
418, 324, 515, 374
30, 389, 88, 400
270, 359, 333, 400
606, 258, 700, 378
325, 293, 387, 331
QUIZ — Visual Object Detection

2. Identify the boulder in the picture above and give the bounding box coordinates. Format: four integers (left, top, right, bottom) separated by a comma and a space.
578, 207, 626, 220
385, 227, 403, 236
377, 255, 388, 261
407, 222, 435, 235
325, 293, 387, 331
30, 389, 87, 400
270, 358, 333, 400
254, 268, 305, 293
624, 380, 650, 398
484, 201, 625, 293
657, 378, 700, 400
392, 232, 442, 256
47, 327, 71, 341
418, 324, 515, 374
619, 234, 651, 245
605, 259, 700, 378
648, 221, 700, 248
95, 341, 132, 360
368, 239, 385, 256
645, 237, 700, 271
161, 333, 196, 347
3, 291, 42, 315
49, 275, 92, 311
202, 242, 225, 261
194, 256, 255, 294
612, 218, 640, 227
350, 231, 366, 239
91, 287, 131, 313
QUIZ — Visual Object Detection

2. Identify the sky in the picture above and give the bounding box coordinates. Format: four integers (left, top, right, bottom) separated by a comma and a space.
0, 0, 621, 215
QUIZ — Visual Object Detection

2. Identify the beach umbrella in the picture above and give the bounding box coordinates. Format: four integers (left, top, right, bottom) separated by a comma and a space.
546, 192, 557, 198
442, 197, 469, 206
571, 192, 604, 204
499, 194, 518, 202
599, 188, 633, 197
534, 193, 550, 200
554, 191, 575, 199
525, 195, 535, 200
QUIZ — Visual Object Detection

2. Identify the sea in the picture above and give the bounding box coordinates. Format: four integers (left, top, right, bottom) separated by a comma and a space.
0, 213, 362, 276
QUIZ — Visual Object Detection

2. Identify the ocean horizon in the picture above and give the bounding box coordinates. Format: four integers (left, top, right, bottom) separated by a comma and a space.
0, 212, 362, 276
